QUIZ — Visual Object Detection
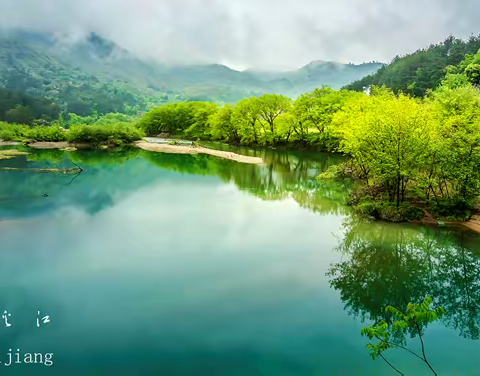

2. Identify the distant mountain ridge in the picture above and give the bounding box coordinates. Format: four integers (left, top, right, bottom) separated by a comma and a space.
247, 60, 384, 96
0, 30, 384, 110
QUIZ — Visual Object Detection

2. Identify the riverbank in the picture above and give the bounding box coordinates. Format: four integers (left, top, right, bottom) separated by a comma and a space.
319, 164, 480, 233
462, 214, 480, 233
410, 208, 480, 234
0, 139, 264, 165
27, 141, 89, 151
0, 141, 20, 147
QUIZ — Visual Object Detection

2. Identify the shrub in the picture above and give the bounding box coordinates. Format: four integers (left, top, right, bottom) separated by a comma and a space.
0, 123, 30, 141
429, 198, 473, 221
27, 126, 67, 142
355, 197, 423, 222
66, 124, 144, 145
318, 163, 348, 180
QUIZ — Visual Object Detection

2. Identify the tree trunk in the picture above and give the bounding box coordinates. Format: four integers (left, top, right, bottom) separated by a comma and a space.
396, 175, 401, 208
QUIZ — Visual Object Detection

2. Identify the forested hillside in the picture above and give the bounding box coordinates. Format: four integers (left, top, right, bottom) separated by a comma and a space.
0, 31, 181, 119
0, 87, 60, 124
345, 35, 480, 96
0, 30, 382, 121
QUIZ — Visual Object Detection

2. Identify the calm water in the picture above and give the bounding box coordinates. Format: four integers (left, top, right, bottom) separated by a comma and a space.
0, 145, 479, 375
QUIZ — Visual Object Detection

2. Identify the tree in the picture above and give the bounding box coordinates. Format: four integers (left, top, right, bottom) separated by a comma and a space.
460, 48, 480, 85
137, 103, 194, 135
293, 87, 358, 135
256, 94, 291, 143
232, 97, 261, 144
208, 105, 239, 142
429, 85, 480, 201
275, 113, 296, 142
333, 89, 435, 206
5, 105, 34, 125
184, 102, 218, 138
345, 35, 480, 96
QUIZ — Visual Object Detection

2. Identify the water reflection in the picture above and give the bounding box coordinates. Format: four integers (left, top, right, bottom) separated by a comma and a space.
0, 147, 349, 219
327, 218, 480, 340
3, 146, 480, 341
0, 145, 479, 374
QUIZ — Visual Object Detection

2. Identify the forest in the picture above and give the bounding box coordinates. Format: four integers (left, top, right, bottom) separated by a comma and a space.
345, 35, 480, 96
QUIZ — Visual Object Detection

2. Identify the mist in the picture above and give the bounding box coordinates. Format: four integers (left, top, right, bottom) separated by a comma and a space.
0, 0, 479, 70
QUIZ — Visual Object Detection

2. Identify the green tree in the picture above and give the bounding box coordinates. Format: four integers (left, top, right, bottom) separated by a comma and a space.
256, 94, 291, 144
232, 97, 261, 144
208, 105, 239, 142
333, 89, 435, 206
293, 87, 357, 136
5, 105, 34, 125
345, 35, 480, 97
137, 103, 194, 135
429, 85, 480, 201
460, 48, 480, 85
184, 102, 218, 138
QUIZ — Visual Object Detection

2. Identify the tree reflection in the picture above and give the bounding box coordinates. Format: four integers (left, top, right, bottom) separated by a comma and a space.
143, 147, 351, 215
0, 146, 351, 218
328, 218, 480, 340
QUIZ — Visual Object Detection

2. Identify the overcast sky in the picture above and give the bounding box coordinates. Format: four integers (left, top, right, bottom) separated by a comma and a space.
0, 0, 479, 70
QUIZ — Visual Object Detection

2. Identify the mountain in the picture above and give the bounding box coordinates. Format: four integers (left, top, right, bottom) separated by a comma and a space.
249, 60, 384, 96
344, 35, 480, 97
0, 30, 188, 118
0, 30, 383, 119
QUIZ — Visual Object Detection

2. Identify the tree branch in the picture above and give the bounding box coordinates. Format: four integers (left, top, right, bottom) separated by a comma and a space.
379, 353, 404, 375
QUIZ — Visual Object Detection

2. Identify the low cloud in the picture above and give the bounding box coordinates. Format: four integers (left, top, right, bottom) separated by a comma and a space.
0, 0, 479, 70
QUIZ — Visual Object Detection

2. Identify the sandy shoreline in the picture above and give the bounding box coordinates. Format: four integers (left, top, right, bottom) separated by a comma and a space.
460, 214, 480, 234
412, 209, 480, 235
0, 139, 264, 164
134, 141, 264, 164
27, 142, 90, 150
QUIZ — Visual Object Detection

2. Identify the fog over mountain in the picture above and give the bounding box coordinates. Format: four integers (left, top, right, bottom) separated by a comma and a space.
0, 30, 383, 104
0, 0, 479, 70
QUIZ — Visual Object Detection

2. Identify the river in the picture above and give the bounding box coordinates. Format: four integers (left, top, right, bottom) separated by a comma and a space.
0, 144, 478, 375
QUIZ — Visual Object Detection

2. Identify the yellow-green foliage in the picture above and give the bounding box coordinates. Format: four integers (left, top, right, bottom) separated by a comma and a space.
0, 122, 66, 142
0, 122, 30, 141
137, 91, 352, 147
137, 102, 217, 138
333, 88, 436, 203
329, 83, 480, 213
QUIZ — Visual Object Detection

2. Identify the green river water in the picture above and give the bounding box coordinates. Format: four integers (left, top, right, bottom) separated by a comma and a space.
0, 144, 479, 375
